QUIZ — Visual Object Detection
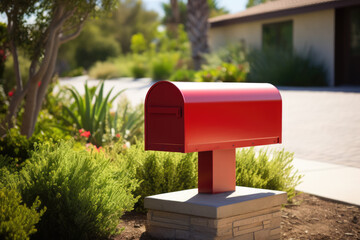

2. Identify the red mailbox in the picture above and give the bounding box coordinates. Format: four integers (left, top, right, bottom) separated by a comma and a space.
145, 81, 282, 194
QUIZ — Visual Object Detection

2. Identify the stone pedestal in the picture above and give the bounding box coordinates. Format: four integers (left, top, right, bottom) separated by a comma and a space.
144, 186, 287, 240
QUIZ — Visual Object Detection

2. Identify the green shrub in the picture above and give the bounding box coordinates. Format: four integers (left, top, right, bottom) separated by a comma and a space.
0, 187, 45, 240
89, 61, 121, 80
122, 142, 301, 211
170, 69, 195, 82
61, 67, 84, 77
120, 142, 197, 211
2, 54, 31, 94
195, 63, 247, 82
217, 63, 247, 82
195, 69, 219, 82
0, 128, 55, 170
130, 33, 147, 54
203, 42, 247, 68
131, 62, 148, 78
236, 148, 302, 200
0, 85, 8, 120
151, 53, 179, 81
112, 56, 133, 77
247, 48, 327, 86
74, 25, 121, 70
18, 140, 139, 240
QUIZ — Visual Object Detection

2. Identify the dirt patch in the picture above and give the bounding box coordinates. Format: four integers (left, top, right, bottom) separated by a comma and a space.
282, 193, 360, 239
114, 193, 360, 240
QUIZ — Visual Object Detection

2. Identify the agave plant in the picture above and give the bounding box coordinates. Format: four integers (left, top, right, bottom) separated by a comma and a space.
63, 81, 125, 146
108, 100, 144, 145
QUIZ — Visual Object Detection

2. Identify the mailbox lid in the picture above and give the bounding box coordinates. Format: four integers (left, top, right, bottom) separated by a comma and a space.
171, 81, 281, 103
173, 82, 282, 152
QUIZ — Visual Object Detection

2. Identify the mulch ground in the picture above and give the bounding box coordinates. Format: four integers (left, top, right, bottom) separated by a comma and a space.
114, 193, 360, 240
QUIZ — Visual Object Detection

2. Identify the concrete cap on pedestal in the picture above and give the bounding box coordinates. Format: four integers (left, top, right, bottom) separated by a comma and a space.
144, 186, 287, 219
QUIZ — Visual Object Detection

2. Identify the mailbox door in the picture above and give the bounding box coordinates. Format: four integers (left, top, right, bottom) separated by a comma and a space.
145, 82, 185, 152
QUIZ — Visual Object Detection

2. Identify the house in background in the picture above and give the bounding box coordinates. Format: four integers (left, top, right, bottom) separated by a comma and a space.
208, 0, 360, 86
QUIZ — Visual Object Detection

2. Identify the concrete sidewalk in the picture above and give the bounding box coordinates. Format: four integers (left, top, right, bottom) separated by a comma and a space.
293, 158, 360, 206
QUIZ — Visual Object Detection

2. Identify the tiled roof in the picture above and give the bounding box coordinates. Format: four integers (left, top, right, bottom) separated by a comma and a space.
209, 0, 360, 27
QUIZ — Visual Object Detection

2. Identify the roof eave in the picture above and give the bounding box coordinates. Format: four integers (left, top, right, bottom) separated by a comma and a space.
210, 0, 360, 28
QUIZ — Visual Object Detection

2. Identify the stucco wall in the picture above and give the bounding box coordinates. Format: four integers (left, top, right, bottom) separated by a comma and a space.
208, 9, 335, 86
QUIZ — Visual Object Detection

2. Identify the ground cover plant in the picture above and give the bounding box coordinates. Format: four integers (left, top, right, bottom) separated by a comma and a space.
0, 140, 139, 240
0, 187, 45, 240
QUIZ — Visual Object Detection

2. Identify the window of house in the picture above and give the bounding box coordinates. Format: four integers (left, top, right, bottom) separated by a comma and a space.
262, 20, 293, 52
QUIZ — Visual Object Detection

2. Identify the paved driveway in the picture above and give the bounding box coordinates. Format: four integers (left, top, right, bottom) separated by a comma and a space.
276, 88, 360, 168
59, 77, 360, 168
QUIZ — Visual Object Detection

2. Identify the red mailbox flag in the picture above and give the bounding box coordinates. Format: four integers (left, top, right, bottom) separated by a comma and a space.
145, 81, 282, 194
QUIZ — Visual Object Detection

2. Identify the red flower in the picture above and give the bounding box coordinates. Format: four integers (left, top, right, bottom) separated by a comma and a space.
79, 129, 84, 134
116, 133, 121, 138
38, 81, 41, 87
8, 91, 14, 97
80, 131, 91, 138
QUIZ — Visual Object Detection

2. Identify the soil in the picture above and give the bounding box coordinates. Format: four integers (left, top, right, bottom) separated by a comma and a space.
114, 193, 360, 240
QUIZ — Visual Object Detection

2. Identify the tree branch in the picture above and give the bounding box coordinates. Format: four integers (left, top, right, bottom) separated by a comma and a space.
60, 17, 87, 44
6, 8, 23, 91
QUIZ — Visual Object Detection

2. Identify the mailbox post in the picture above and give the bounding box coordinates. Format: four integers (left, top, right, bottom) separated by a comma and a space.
145, 81, 282, 194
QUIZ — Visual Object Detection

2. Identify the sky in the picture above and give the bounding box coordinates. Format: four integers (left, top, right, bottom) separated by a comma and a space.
0, 0, 248, 23
142, 0, 247, 17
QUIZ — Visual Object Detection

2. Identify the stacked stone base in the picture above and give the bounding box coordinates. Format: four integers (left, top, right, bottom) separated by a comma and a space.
145, 187, 286, 240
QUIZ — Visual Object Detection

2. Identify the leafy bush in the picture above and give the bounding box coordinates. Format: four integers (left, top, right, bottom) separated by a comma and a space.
63, 81, 124, 146
170, 69, 195, 82
130, 33, 147, 54
112, 56, 133, 77
120, 142, 197, 211
89, 61, 121, 80
18, 140, 139, 240
2, 54, 31, 94
61, 67, 84, 78
0, 187, 45, 240
0, 128, 62, 170
151, 53, 179, 81
203, 42, 247, 68
122, 142, 301, 211
0, 85, 9, 118
217, 63, 247, 82
236, 148, 302, 200
195, 63, 247, 82
74, 24, 121, 70
131, 62, 148, 78
195, 69, 219, 82
247, 48, 327, 86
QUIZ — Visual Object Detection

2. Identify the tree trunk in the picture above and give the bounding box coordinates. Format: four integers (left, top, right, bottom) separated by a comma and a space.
187, 0, 209, 70
30, 40, 60, 135
167, 0, 180, 38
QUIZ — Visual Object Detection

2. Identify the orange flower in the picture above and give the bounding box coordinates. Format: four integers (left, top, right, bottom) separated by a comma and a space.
116, 133, 121, 138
